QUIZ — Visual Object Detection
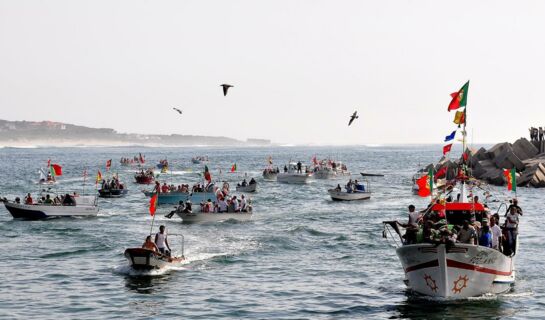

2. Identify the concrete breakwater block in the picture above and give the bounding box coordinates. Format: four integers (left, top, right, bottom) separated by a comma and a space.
512, 138, 539, 160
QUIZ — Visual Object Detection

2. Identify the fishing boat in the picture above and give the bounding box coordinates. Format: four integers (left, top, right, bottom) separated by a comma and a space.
177, 211, 252, 223
277, 162, 312, 184
3, 193, 98, 219
124, 234, 185, 271
143, 190, 218, 205
134, 170, 155, 184
313, 167, 337, 179
98, 188, 128, 198
382, 81, 517, 298
360, 172, 384, 177
262, 168, 278, 181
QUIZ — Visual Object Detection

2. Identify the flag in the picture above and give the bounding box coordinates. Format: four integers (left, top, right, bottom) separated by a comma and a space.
416, 169, 433, 197
443, 144, 453, 155
453, 110, 466, 126
231, 163, 237, 173
149, 193, 158, 216
448, 80, 470, 111
444, 130, 456, 142
435, 166, 447, 180
106, 159, 112, 171
462, 152, 469, 162
204, 165, 211, 183
503, 168, 517, 192
50, 164, 62, 176
139, 153, 145, 163
96, 170, 102, 184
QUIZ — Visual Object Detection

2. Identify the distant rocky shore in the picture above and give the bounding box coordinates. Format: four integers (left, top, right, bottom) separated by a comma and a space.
421, 138, 545, 188
0, 119, 272, 147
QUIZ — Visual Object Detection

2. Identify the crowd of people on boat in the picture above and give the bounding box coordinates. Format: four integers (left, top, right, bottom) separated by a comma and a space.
401, 197, 522, 256
120, 154, 145, 165
153, 181, 216, 194
334, 179, 365, 193
20, 192, 78, 206
100, 177, 124, 191
136, 169, 154, 178
529, 127, 544, 142
263, 167, 280, 175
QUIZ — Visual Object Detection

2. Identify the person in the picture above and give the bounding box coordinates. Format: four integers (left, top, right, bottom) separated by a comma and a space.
506, 198, 522, 216
297, 161, 302, 173
219, 198, 228, 212
183, 200, 192, 213
345, 179, 354, 193
540, 127, 544, 141
62, 194, 75, 206
490, 216, 502, 252
154, 181, 161, 193
24, 193, 33, 205
478, 219, 493, 247
334, 184, 342, 192
161, 183, 169, 193
284, 165, 288, 173
142, 235, 159, 252
354, 180, 365, 192
457, 220, 477, 244
505, 206, 520, 255
249, 178, 256, 185
232, 196, 240, 212
44, 194, 54, 205
402, 205, 421, 244
240, 195, 247, 212
155, 225, 171, 255
241, 179, 247, 187
15, 197, 21, 204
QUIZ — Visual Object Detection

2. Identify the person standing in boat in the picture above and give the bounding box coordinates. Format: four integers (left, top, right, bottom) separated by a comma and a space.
490, 216, 503, 252
24, 193, 33, 205
402, 205, 421, 244
296, 161, 302, 173
155, 225, 171, 256
505, 206, 520, 255
505, 198, 523, 216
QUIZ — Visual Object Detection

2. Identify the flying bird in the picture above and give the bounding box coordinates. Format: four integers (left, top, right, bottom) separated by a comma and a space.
172, 107, 182, 115
220, 84, 233, 96
348, 111, 359, 126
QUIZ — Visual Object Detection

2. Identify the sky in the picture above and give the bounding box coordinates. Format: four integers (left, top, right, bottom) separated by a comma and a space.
1, 0, 544, 145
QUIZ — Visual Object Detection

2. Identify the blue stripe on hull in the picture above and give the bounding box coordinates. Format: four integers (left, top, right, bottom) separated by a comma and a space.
5, 205, 48, 219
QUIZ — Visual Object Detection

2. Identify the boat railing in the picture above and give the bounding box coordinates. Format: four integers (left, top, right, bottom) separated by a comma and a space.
382, 221, 404, 248
169, 233, 185, 258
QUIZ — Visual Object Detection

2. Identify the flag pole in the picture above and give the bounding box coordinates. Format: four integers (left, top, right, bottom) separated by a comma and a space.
149, 213, 156, 237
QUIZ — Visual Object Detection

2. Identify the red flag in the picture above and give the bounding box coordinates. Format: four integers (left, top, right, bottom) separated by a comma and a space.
106, 159, 112, 171
230, 163, 237, 173
443, 144, 452, 155
51, 164, 62, 176
435, 166, 447, 179
416, 174, 431, 197
448, 81, 469, 111
149, 193, 158, 216
139, 153, 145, 163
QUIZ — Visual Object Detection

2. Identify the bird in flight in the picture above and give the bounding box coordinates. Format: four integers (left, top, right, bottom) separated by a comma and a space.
348, 111, 359, 126
220, 84, 233, 96
173, 107, 182, 115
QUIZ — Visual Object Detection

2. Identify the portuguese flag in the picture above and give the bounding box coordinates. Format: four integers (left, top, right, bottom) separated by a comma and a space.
448, 80, 470, 111
231, 163, 237, 173
416, 169, 434, 197
503, 168, 516, 191
149, 193, 158, 216
50, 164, 62, 176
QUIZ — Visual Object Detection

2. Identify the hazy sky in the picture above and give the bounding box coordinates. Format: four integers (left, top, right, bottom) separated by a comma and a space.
1, 1, 544, 145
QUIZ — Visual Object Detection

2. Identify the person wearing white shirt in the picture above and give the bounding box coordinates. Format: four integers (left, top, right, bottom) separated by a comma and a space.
155, 225, 171, 256
490, 216, 502, 252
505, 207, 520, 255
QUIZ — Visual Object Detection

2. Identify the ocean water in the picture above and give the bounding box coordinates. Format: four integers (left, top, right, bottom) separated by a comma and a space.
0, 145, 542, 319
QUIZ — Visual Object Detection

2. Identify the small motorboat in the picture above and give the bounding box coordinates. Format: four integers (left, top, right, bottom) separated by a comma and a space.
98, 188, 128, 198
277, 162, 312, 184
4, 193, 99, 219
262, 169, 278, 181
124, 233, 186, 271
360, 172, 384, 177
38, 168, 56, 185
236, 183, 256, 193
177, 211, 252, 223
191, 156, 208, 164
328, 189, 371, 201
135, 170, 155, 184
143, 190, 218, 205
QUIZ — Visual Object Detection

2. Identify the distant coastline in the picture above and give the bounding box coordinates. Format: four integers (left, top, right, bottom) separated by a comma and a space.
0, 119, 272, 147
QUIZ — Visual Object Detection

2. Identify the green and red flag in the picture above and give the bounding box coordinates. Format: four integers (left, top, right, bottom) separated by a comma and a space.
204, 165, 211, 183
149, 193, 158, 216
448, 80, 470, 112
50, 164, 62, 176
503, 168, 516, 192
230, 163, 237, 173
106, 159, 112, 171
416, 169, 434, 197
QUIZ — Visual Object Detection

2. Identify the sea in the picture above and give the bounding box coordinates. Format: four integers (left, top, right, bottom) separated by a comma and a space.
0, 145, 542, 319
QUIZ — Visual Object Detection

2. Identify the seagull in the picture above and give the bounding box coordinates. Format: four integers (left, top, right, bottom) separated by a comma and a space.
348, 111, 359, 126
172, 107, 182, 115
220, 84, 233, 96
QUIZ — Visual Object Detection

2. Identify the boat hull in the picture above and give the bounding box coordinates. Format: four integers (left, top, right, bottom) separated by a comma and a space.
277, 173, 311, 184
4, 202, 99, 219
328, 189, 371, 201
262, 172, 278, 181
98, 189, 128, 198
396, 244, 514, 298
236, 184, 257, 192
176, 211, 252, 223
135, 176, 154, 184
143, 191, 217, 205
124, 248, 184, 271
313, 170, 337, 179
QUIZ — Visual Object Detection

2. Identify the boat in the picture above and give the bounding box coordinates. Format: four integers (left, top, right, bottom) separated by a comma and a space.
124, 233, 185, 271
134, 169, 155, 184
157, 159, 169, 170
313, 167, 337, 179
98, 188, 128, 198
262, 168, 278, 181
177, 211, 252, 223
382, 81, 517, 298
277, 162, 312, 184
384, 201, 515, 298
236, 183, 257, 193
143, 190, 218, 205
360, 172, 384, 177
191, 156, 208, 164
328, 189, 371, 201
38, 168, 56, 185
3, 193, 98, 219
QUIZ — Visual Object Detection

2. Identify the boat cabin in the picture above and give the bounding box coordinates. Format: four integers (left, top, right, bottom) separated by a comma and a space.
429, 202, 486, 226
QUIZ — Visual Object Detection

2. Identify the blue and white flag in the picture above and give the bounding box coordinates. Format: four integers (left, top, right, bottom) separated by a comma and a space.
444, 130, 456, 142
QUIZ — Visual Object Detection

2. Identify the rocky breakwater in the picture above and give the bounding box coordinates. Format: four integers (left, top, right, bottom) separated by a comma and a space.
420, 138, 545, 188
